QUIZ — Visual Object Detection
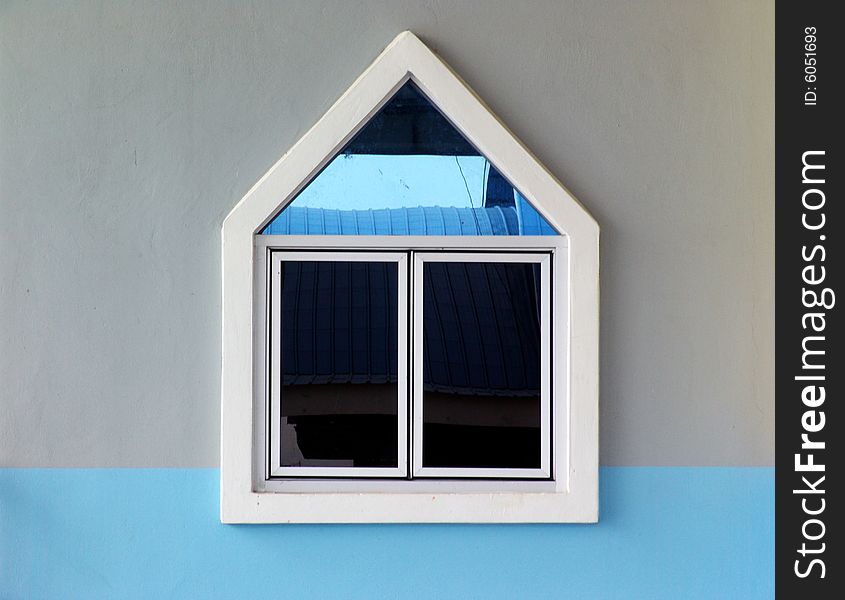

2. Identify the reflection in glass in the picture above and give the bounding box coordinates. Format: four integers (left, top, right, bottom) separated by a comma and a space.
279, 260, 398, 468
421, 262, 542, 469
262, 81, 558, 236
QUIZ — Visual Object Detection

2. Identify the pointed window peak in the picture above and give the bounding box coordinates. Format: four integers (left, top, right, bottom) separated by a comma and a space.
262, 81, 558, 236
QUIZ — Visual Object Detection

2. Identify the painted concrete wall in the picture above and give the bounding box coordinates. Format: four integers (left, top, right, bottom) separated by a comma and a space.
1, 0, 772, 468
2, 468, 773, 599
1, 1, 773, 597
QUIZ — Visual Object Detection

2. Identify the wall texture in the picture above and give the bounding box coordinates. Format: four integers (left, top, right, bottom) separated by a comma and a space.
0, 0, 773, 468
1, 1, 773, 597
1, 468, 773, 599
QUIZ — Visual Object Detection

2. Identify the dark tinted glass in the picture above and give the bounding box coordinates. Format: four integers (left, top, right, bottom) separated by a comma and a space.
262, 81, 558, 236
421, 261, 542, 469
278, 260, 398, 468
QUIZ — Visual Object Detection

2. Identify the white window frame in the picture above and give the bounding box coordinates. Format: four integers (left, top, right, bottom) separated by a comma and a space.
411, 251, 552, 480
222, 32, 599, 523
257, 239, 561, 492
267, 250, 409, 479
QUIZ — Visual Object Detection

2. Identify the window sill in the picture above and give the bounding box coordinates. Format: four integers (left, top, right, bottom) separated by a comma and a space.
221, 484, 598, 524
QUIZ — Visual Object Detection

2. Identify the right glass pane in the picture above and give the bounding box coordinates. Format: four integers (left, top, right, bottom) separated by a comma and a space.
421, 260, 543, 470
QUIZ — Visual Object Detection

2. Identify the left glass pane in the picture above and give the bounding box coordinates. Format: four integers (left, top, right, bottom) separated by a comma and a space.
273, 259, 400, 470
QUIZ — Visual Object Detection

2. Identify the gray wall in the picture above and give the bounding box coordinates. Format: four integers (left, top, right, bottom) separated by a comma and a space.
0, 0, 773, 467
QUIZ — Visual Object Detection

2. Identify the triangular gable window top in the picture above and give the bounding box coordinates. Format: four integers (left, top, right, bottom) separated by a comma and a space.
262, 82, 558, 236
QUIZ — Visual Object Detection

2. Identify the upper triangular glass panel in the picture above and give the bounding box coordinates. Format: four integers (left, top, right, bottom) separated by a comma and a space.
262, 82, 558, 236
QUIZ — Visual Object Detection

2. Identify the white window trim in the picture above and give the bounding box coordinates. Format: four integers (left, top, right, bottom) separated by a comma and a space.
267, 250, 409, 479
411, 250, 552, 480
255, 237, 562, 492
222, 31, 599, 523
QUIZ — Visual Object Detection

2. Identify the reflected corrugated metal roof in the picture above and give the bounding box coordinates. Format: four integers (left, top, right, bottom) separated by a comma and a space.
421, 261, 540, 397
275, 206, 542, 397
265, 205, 522, 236
280, 261, 398, 386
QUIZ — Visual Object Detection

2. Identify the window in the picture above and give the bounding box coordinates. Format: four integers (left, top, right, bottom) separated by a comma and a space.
257, 81, 558, 486
413, 252, 551, 479
222, 32, 598, 522
259, 247, 555, 486
267, 252, 408, 478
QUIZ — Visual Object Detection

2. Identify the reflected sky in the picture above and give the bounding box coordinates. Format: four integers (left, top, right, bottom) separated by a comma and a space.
292, 154, 491, 211
261, 81, 558, 235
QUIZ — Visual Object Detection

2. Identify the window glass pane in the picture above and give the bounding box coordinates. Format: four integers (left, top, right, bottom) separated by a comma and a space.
278, 260, 398, 468
421, 261, 542, 469
262, 81, 558, 236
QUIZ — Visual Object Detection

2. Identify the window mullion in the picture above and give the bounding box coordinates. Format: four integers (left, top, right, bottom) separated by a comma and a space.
412, 251, 426, 477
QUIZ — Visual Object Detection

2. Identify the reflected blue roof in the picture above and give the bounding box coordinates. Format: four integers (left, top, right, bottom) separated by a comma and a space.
263, 203, 556, 236
281, 260, 541, 397
271, 203, 552, 396
421, 261, 541, 396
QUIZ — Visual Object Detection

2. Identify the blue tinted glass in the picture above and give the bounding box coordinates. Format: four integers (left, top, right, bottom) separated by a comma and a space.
262, 82, 558, 236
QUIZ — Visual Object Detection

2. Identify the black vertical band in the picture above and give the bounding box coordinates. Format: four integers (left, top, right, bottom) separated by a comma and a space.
775, 2, 842, 596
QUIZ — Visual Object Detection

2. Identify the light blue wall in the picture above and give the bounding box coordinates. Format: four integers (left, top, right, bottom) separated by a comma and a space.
1, 468, 773, 599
